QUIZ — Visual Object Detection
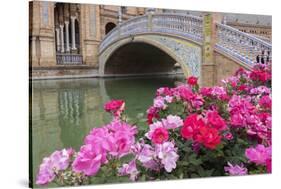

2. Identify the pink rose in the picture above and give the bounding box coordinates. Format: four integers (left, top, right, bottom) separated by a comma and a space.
224, 132, 233, 140
72, 144, 107, 176
245, 144, 271, 165
151, 127, 169, 144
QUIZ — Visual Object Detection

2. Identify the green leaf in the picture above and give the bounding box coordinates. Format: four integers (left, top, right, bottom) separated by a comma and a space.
140, 174, 146, 181
188, 154, 202, 166
178, 161, 189, 166
119, 154, 135, 164
190, 173, 199, 178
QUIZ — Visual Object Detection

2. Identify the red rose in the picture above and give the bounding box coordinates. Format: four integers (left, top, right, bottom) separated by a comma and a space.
238, 84, 247, 91
250, 70, 271, 83
199, 87, 212, 97
187, 76, 198, 86
194, 126, 221, 149
147, 113, 160, 124
146, 106, 159, 124
181, 114, 204, 140
177, 86, 194, 101
206, 110, 227, 131
224, 132, 233, 140
235, 67, 246, 76
258, 95, 272, 109
104, 99, 125, 117
151, 127, 169, 144
266, 158, 272, 173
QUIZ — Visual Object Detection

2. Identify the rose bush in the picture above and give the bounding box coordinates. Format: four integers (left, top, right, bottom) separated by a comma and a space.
36, 63, 272, 186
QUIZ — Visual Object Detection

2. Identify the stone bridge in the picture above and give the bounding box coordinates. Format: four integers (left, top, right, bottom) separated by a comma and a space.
98, 13, 272, 85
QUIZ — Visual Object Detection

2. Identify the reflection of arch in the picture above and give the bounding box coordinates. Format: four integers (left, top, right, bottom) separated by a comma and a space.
105, 22, 116, 34
99, 79, 110, 103
99, 35, 202, 78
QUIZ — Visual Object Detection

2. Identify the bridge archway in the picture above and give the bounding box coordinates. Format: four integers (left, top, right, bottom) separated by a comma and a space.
104, 42, 178, 75
99, 35, 202, 78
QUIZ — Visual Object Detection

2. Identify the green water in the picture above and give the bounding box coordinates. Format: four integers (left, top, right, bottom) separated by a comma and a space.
30, 75, 184, 187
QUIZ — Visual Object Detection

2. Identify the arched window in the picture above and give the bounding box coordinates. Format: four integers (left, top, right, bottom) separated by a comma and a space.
75, 19, 80, 50
105, 22, 116, 34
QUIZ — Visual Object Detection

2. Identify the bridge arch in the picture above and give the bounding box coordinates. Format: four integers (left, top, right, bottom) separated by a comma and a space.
99, 34, 202, 78
99, 13, 271, 85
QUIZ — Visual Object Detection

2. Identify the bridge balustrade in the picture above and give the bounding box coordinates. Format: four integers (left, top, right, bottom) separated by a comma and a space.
216, 23, 272, 66
99, 13, 204, 53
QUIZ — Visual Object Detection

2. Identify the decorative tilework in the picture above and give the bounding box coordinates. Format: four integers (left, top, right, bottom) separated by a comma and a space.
145, 35, 202, 77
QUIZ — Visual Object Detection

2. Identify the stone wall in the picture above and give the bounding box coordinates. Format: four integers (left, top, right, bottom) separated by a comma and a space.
29, 1, 56, 67
80, 4, 101, 67
214, 51, 247, 85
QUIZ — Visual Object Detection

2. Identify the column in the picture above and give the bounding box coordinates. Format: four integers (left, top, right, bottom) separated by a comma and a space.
71, 16, 76, 50
118, 7, 122, 24
31, 36, 38, 66
222, 16, 227, 24
201, 13, 222, 86
64, 21, 70, 52
60, 24, 64, 53
55, 28, 60, 52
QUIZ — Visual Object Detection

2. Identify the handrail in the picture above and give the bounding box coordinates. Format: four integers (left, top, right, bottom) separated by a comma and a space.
216, 23, 271, 48
216, 23, 272, 66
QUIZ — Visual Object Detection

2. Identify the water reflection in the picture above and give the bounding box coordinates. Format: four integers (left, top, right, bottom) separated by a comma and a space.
30, 75, 184, 186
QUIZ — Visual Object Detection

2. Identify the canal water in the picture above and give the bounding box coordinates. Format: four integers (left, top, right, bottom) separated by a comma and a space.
30, 75, 184, 186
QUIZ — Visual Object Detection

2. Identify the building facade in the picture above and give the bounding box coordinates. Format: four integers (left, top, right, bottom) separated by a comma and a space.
29, 1, 147, 76
29, 1, 271, 81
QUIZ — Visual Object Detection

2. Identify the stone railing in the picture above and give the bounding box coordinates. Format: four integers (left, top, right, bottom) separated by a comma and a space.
151, 14, 203, 42
56, 54, 83, 65
215, 23, 272, 66
99, 13, 203, 53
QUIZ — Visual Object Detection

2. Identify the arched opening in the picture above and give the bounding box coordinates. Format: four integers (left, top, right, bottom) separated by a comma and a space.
105, 22, 117, 34
104, 42, 178, 75
74, 19, 80, 52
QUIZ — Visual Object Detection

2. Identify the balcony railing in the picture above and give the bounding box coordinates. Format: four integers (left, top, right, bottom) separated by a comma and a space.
56, 54, 83, 65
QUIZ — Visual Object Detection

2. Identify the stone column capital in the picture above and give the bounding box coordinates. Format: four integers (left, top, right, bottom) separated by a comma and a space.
64, 21, 69, 25
70, 16, 76, 21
